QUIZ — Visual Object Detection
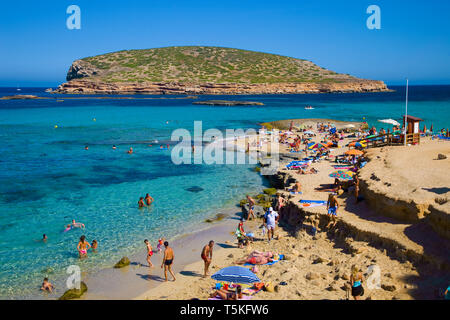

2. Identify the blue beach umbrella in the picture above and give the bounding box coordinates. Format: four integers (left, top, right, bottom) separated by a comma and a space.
211, 266, 260, 284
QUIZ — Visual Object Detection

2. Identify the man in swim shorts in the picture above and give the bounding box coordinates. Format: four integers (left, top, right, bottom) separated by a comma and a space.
144, 239, 153, 267
326, 194, 339, 229
161, 241, 176, 282
201, 240, 214, 277
264, 207, 279, 242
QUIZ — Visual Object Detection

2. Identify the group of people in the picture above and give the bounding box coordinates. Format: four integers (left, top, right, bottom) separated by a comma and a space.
138, 193, 154, 208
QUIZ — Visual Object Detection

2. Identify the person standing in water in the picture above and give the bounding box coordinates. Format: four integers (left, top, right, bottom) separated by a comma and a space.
145, 193, 154, 206
77, 235, 91, 259
138, 197, 146, 208
201, 240, 214, 277
161, 241, 176, 282
91, 240, 98, 252
40, 278, 54, 293
144, 239, 154, 267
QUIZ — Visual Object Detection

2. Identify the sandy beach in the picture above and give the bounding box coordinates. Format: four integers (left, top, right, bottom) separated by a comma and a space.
118, 118, 449, 301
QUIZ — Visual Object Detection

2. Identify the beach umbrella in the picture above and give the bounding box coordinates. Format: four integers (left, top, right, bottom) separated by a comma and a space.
345, 149, 363, 156
423, 124, 427, 133
430, 123, 433, 132
211, 266, 260, 284
329, 170, 355, 180
309, 143, 327, 150
378, 119, 400, 126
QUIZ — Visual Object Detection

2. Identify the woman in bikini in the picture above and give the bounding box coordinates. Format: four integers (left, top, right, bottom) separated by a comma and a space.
350, 265, 365, 300
77, 235, 91, 259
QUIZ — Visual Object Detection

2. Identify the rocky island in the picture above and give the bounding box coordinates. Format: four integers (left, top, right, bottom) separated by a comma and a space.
54, 46, 391, 95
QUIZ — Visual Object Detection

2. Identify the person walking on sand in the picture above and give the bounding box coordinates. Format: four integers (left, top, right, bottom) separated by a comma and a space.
326, 193, 339, 229
201, 240, 214, 277
77, 235, 90, 259
144, 239, 154, 267
145, 193, 154, 206
264, 207, 279, 243
161, 241, 176, 281
350, 265, 365, 300
246, 195, 256, 220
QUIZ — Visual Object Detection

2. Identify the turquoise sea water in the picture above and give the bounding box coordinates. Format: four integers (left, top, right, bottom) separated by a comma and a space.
0, 85, 449, 299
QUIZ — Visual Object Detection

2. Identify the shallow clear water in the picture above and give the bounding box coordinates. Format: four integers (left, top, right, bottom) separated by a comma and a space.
0, 85, 449, 299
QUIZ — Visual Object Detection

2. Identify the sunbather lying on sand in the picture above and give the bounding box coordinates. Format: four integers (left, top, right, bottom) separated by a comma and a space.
234, 251, 274, 265
297, 167, 318, 174
210, 286, 243, 300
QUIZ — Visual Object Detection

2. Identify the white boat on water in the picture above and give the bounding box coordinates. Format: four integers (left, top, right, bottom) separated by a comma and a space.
305, 105, 314, 110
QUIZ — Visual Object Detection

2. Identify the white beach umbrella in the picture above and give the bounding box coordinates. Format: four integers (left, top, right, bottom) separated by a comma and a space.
378, 119, 400, 126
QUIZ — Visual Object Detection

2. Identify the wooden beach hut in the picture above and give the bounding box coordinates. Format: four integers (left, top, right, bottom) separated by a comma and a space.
402, 115, 423, 145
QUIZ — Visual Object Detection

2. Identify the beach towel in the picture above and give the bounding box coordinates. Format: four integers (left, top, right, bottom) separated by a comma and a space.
208, 295, 253, 300
299, 200, 327, 207
244, 254, 284, 266
332, 166, 352, 170
242, 288, 263, 296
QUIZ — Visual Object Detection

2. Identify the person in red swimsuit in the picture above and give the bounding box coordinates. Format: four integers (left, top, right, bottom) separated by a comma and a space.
144, 239, 153, 267
201, 240, 214, 277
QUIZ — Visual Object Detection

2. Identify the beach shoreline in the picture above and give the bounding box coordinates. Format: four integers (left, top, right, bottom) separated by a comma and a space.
129, 118, 449, 300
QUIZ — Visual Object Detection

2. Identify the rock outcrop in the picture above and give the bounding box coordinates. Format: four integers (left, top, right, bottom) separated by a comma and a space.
54, 79, 390, 95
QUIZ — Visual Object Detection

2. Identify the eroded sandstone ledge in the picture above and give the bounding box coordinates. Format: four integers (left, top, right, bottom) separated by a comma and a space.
53, 79, 391, 95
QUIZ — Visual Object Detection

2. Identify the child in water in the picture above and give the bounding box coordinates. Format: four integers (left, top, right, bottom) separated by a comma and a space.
157, 237, 165, 252
40, 278, 54, 293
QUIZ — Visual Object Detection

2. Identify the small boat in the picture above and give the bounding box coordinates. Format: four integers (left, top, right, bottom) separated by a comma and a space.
305, 105, 314, 110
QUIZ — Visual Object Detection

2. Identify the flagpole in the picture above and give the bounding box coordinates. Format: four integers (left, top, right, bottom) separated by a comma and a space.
404, 79, 408, 146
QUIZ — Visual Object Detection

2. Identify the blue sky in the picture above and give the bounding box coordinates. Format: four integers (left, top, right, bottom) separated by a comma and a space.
0, 0, 449, 86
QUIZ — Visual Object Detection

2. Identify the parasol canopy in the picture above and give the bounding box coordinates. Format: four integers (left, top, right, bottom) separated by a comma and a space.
345, 149, 364, 156
378, 119, 400, 126
211, 266, 260, 284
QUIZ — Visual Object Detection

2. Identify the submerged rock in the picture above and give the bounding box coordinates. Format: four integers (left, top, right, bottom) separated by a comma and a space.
59, 281, 87, 300
185, 186, 204, 193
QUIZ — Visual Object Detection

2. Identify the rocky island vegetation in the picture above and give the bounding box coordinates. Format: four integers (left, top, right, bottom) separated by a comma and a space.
54, 46, 390, 95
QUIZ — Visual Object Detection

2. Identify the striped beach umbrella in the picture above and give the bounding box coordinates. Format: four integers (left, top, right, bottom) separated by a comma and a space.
211, 266, 260, 284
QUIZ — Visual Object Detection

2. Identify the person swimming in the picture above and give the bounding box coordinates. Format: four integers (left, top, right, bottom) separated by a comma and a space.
84, 146, 89, 150
127, 147, 133, 154
70, 219, 85, 229
112, 145, 117, 150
